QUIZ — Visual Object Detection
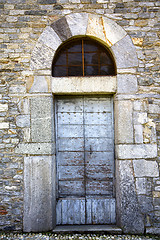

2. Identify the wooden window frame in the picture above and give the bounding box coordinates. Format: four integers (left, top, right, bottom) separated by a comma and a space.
52, 38, 116, 77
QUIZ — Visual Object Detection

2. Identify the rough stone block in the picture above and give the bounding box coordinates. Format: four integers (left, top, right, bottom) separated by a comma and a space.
31, 118, 52, 143
51, 17, 72, 42
117, 144, 157, 159
15, 143, 54, 155
116, 160, 144, 234
114, 100, 133, 144
102, 17, 126, 46
134, 124, 143, 143
30, 41, 55, 70
133, 101, 141, 111
51, 76, 116, 94
0, 122, 9, 129
133, 159, 159, 177
87, 14, 107, 45
117, 74, 138, 93
16, 115, 30, 128
66, 13, 88, 36
38, 26, 62, 52
133, 112, 148, 125
0, 104, 8, 111
9, 85, 26, 94
146, 227, 160, 235
30, 96, 53, 119
111, 35, 138, 68
29, 76, 50, 93
30, 96, 54, 143
135, 178, 151, 195
148, 104, 160, 114
138, 195, 153, 214
23, 156, 55, 232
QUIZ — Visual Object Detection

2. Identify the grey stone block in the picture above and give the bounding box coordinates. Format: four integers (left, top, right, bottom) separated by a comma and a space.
111, 35, 138, 68
31, 118, 53, 143
135, 178, 152, 195
30, 41, 55, 70
38, 26, 62, 52
117, 144, 157, 159
38, 0, 56, 3
138, 195, 153, 214
30, 96, 53, 119
133, 159, 159, 177
134, 125, 143, 143
102, 16, 127, 46
16, 115, 30, 128
51, 17, 72, 42
15, 143, 54, 155
29, 76, 49, 93
114, 100, 133, 144
117, 74, 138, 93
30, 96, 54, 143
66, 13, 88, 36
23, 156, 55, 232
116, 160, 144, 234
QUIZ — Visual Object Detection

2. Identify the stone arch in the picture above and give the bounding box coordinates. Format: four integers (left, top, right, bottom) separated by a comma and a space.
30, 12, 138, 72
29, 12, 139, 95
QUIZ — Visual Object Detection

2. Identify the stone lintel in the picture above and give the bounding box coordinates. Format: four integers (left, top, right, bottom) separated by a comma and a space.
51, 76, 116, 94
116, 144, 157, 159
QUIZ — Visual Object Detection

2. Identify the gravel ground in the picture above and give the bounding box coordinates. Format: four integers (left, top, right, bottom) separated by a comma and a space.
0, 233, 159, 240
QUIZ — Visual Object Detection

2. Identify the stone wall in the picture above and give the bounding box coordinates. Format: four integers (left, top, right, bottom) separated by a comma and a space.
0, 0, 160, 234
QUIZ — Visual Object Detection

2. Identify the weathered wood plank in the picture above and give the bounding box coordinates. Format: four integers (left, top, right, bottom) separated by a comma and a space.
58, 112, 83, 125
57, 98, 83, 112
58, 125, 84, 138
85, 125, 112, 138
85, 152, 114, 166
86, 198, 116, 224
57, 152, 84, 166
57, 137, 84, 151
56, 199, 85, 225
58, 166, 84, 180
86, 180, 113, 195
86, 165, 113, 179
84, 98, 111, 113
85, 138, 113, 151
85, 112, 112, 125
59, 180, 85, 197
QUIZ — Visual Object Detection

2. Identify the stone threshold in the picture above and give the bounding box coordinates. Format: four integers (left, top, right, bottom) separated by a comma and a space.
53, 225, 122, 234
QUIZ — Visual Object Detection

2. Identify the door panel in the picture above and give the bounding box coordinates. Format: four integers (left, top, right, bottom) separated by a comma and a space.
55, 95, 115, 225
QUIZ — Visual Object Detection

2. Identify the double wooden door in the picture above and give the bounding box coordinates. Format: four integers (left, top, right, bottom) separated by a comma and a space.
55, 95, 115, 225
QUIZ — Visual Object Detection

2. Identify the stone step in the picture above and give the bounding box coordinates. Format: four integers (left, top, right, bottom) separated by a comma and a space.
53, 225, 122, 234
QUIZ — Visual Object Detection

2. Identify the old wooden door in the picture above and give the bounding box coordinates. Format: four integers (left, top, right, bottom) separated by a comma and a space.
55, 95, 115, 225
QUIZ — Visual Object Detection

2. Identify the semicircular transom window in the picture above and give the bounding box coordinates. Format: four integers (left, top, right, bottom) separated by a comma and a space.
52, 38, 116, 77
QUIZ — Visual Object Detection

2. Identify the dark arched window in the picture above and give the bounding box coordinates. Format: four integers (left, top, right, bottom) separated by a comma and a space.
52, 38, 116, 77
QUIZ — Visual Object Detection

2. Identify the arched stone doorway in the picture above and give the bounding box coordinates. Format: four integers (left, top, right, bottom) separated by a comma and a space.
16, 12, 158, 234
